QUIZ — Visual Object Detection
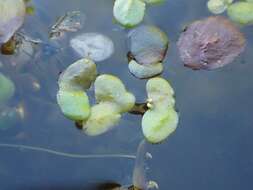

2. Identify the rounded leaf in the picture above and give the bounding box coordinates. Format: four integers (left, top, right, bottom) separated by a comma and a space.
83, 102, 121, 136
227, 2, 253, 25
70, 33, 114, 62
113, 0, 146, 27
177, 16, 245, 70
57, 89, 90, 121
146, 77, 175, 108
58, 58, 97, 91
142, 107, 179, 144
207, 0, 227, 14
94, 74, 135, 113
128, 60, 163, 79
128, 25, 169, 65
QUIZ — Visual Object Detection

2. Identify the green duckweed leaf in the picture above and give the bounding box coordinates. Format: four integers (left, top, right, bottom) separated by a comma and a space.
57, 89, 90, 121
83, 102, 121, 136
94, 74, 135, 113
57, 59, 95, 121
128, 60, 163, 79
142, 107, 178, 144
146, 77, 175, 108
207, 0, 233, 14
141, 77, 178, 144
227, 2, 253, 25
58, 58, 97, 91
0, 73, 15, 106
113, 0, 146, 27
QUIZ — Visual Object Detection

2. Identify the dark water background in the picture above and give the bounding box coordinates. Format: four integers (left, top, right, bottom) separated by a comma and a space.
0, 0, 253, 189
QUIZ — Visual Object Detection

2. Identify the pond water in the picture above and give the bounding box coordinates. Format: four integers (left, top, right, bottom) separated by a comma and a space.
0, 0, 253, 189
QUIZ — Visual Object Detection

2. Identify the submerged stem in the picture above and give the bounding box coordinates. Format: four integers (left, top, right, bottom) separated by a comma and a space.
0, 143, 136, 159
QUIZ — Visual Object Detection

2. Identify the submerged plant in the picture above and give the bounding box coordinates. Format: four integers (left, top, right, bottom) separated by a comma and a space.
0, 73, 15, 106
49, 11, 85, 39
177, 16, 245, 70
70, 33, 115, 62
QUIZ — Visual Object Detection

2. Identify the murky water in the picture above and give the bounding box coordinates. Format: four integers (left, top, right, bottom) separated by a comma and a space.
0, 0, 253, 189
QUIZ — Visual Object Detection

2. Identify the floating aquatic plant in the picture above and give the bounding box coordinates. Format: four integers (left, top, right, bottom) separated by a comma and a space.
142, 78, 178, 144
57, 59, 178, 142
207, 0, 233, 14
0, 73, 15, 106
83, 74, 135, 136
57, 61, 136, 136
128, 60, 163, 79
127, 25, 169, 78
0, 0, 25, 44
70, 33, 114, 62
177, 16, 245, 70
113, 0, 165, 27
57, 58, 97, 121
227, 2, 253, 25
113, 0, 146, 27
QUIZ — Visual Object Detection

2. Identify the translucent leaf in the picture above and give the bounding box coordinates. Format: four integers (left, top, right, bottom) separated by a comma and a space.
58, 58, 97, 91
83, 102, 121, 136
227, 2, 253, 25
70, 33, 114, 62
142, 107, 179, 144
128, 25, 169, 65
128, 60, 163, 79
146, 77, 175, 108
57, 89, 90, 121
0, 0, 25, 43
94, 74, 135, 113
113, 0, 146, 27
0, 73, 15, 106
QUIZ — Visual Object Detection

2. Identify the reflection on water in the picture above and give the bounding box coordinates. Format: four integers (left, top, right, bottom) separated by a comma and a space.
0, 0, 253, 190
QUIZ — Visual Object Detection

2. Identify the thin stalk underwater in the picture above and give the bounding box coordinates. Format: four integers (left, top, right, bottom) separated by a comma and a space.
0, 143, 136, 159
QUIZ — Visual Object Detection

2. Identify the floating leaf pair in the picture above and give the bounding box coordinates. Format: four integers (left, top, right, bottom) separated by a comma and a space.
142, 78, 178, 144
113, 0, 165, 27
128, 25, 169, 79
57, 58, 96, 121
57, 59, 135, 136
84, 75, 135, 136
